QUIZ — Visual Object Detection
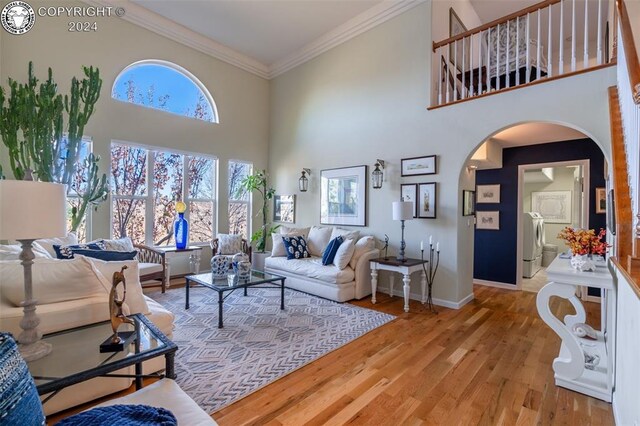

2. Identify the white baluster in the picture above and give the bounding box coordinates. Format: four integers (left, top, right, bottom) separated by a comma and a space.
470, 35, 474, 97
597, 0, 602, 64
571, 0, 576, 71
454, 40, 458, 101
506, 19, 511, 88
526, 13, 531, 83
559, 0, 564, 74
479, 31, 483, 94
446, 44, 450, 103
537, 8, 541, 80
462, 36, 466, 99
496, 23, 501, 90
487, 28, 491, 91
584, 0, 589, 68
516, 18, 520, 85
548, 6, 552, 77
438, 46, 443, 105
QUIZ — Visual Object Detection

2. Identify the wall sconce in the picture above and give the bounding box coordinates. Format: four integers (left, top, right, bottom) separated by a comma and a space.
299, 168, 311, 192
372, 160, 385, 189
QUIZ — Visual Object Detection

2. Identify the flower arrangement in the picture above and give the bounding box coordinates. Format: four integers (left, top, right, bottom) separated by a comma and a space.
557, 227, 609, 256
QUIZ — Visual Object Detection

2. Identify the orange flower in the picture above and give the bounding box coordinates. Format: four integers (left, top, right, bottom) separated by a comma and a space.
557, 227, 610, 256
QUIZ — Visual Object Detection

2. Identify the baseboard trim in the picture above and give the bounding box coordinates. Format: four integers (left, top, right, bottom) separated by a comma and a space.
379, 286, 474, 309
474, 279, 519, 290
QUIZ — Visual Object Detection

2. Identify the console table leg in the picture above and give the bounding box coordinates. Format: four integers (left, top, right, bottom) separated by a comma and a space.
371, 268, 378, 304
421, 269, 427, 304
218, 291, 224, 329
389, 274, 394, 297
564, 294, 587, 328
402, 273, 411, 313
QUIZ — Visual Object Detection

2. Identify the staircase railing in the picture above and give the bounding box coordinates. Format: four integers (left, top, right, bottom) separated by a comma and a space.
431, 0, 613, 107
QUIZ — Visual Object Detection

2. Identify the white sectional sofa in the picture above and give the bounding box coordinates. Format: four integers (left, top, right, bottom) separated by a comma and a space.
264, 226, 379, 302
0, 237, 175, 415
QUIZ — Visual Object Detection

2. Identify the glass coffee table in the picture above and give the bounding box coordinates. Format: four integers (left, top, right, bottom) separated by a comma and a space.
27, 314, 177, 405
185, 270, 287, 328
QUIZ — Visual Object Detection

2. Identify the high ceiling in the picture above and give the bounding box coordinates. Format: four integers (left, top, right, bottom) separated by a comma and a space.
132, 0, 382, 66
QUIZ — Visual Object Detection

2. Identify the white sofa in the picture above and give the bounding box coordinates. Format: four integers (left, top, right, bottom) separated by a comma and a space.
0, 242, 175, 415
264, 226, 379, 302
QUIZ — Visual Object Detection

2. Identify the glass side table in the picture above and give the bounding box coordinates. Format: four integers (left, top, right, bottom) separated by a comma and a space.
27, 314, 177, 405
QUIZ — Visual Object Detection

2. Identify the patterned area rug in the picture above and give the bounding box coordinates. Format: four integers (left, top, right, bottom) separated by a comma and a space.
147, 286, 395, 414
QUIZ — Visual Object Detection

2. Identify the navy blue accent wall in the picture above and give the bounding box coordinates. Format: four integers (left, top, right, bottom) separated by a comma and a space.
474, 139, 606, 285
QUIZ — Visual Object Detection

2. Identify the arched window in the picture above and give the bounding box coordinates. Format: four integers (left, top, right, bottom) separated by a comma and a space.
112, 60, 218, 123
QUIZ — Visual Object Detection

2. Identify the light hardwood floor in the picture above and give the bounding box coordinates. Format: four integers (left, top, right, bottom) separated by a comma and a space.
214, 285, 613, 425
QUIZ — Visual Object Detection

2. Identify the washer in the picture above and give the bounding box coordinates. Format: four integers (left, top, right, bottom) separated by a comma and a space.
523, 212, 544, 278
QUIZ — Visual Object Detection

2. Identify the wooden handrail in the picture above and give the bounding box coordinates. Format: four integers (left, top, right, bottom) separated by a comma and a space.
617, 0, 640, 103
433, 0, 560, 51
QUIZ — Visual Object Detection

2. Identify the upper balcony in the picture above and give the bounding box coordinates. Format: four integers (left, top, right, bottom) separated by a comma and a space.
430, 0, 617, 109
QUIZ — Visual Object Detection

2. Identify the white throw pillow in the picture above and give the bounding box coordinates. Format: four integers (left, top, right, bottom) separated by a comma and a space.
0, 244, 51, 261
272, 231, 305, 257
34, 233, 78, 258
279, 226, 311, 239
349, 236, 376, 269
87, 258, 150, 315
0, 257, 109, 307
217, 234, 243, 255
334, 239, 356, 270
100, 237, 135, 252
330, 228, 360, 244
307, 226, 333, 257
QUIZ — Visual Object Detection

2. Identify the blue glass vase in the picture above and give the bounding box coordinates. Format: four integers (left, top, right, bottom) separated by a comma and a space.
174, 212, 189, 250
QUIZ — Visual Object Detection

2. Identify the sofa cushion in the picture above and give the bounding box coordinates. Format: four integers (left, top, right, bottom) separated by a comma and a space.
97, 237, 135, 252
265, 256, 354, 284
334, 239, 356, 270
307, 226, 332, 257
53, 242, 107, 259
0, 257, 109, 307
279, 226, 310, 239
144, 296, 175, 337
139, 262, 163, 276
349, 236, 376, 269
322, 236, 343, 265
272, 231, 306, 257
330, 228, 360, 244
89, 259, 150, 315
34, 233, 78, 258
282, 236, 310, 260
217, 234, 242, 255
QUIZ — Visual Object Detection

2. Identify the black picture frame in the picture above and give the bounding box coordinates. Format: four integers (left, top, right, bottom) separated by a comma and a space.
400, 183, 418, 218
401, 155, 437, 177
462, 190, 476, 216
417, 182, 437, 219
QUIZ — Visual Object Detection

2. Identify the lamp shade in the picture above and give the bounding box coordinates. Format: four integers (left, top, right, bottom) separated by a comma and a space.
392, 201, 413, 221
0, 180, 67, 240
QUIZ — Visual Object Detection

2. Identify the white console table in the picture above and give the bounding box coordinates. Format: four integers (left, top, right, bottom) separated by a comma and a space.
370, 257, 428, 313
536, 256, 616, 402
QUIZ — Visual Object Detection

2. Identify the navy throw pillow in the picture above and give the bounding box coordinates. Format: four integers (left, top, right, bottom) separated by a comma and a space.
71, 249, 138, 261
54, 242, 107, 259
282, 236, 310, 260
322, 236, 343, 265
0, 333, 46, 426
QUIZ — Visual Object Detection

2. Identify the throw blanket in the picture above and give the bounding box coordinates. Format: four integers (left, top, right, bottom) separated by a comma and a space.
57, 404, 177, 426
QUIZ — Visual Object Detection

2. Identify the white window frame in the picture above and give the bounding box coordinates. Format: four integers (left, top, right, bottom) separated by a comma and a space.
110, 140, 218, 247
67, 136, 94, 242
228, 160, 253, 240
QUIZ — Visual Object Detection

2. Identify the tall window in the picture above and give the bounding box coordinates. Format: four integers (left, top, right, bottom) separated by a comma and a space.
66, 136, 93, 242
110, 142, 216, 246
228, 161, 252, 239
111, 60, 218, 123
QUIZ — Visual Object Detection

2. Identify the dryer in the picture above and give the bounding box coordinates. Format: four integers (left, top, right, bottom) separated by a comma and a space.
523, 212, 544, 278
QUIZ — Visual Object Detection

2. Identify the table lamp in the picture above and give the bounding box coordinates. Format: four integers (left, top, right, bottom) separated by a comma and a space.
392, 201, 413, 262
0, 180, 67, 361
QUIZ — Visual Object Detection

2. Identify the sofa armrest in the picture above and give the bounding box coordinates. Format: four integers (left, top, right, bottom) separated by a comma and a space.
354, 249, 380, 300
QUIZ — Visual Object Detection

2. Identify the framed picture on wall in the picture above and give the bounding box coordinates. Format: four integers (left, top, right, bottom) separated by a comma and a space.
462, 190, 475, 216
607, 189, 616, 235
596, 187, 606, 214
401, 184, 418, 218
273, 195, 295, 223
476, 184, 500, 203
531, 190, 572, 223
320, 165, 367, 227
449, 8, 468, 70
417, 183, 437, 219
476, 211, 499, 230
401, 155, 437, 176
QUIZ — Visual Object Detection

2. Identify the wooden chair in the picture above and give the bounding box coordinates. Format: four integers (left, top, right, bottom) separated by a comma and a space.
210, 238, 252, 262
134, 243, 167, 293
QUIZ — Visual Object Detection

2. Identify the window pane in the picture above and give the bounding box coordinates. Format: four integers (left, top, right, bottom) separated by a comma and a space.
67, 198, 86, 243
111, 144, 147, 196
112, 199, 146, 244
190, 201, 214, 243
228, 162, 252, 201
153, 152, 183, 246
67, 139, 92, 195
188, 156, 214, 200
228, 202, 248, 239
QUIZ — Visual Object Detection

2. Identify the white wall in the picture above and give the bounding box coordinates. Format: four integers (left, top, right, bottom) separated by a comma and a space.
0, 0, 270, 271
269, 0, 615, 306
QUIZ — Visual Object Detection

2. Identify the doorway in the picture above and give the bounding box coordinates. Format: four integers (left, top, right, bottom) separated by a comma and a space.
518, 160, 590, 292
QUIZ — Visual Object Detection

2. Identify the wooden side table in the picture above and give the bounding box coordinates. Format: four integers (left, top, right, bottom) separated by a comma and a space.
158, 246, 203, 285
369, 257, 428, 312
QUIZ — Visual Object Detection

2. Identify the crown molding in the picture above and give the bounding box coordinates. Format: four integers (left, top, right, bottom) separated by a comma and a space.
268, 0, 426, 78
85, 0, 270, 79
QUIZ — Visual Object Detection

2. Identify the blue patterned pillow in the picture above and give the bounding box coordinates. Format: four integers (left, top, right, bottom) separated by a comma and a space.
282, 236, 310, 260
322, 236, 343, 265
54, 242, 106, 259
0, 333, 45, 425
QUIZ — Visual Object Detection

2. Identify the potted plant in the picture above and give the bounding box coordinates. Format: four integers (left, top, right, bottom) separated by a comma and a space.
239, 170, 279, 268
0, 62, 107, 232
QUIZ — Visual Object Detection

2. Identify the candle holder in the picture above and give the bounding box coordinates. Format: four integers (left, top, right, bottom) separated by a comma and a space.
421, 244, 440, 313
